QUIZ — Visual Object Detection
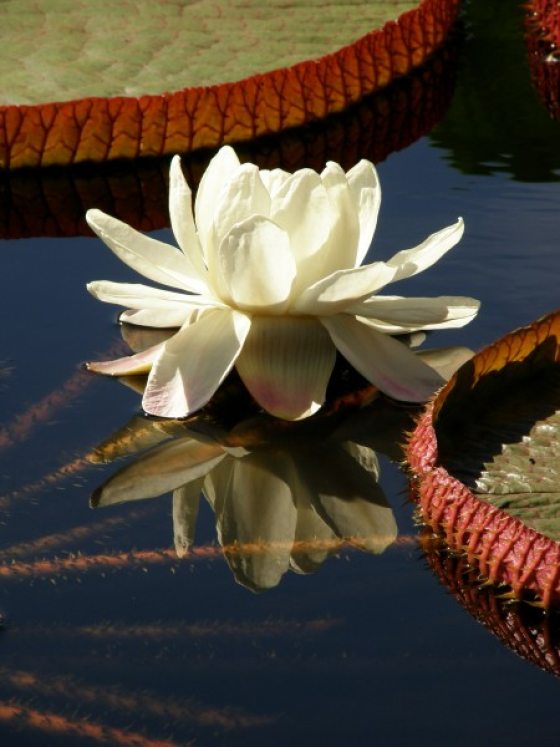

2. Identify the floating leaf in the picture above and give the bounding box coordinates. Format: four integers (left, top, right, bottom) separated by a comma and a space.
0, 39, 458, 238
0, 0, 461, 169
408, 308, 560, 607
0, 38, 459, 238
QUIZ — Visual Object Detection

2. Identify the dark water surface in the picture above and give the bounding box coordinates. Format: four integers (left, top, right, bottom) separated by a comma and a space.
2, 1, 560, 745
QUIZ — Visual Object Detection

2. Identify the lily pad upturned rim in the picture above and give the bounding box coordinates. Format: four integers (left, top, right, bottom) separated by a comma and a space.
407, 309, 560, 608
0, 0, 461, 169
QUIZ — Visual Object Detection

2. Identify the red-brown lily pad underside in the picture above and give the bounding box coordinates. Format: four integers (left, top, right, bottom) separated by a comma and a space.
0, 0, 460, 169
422, 532, 560, 678
526, 0, 560, 120
408, 309, 560, 608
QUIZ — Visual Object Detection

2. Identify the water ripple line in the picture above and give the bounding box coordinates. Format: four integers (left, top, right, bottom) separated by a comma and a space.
0, 699, 181, 747
0, 668, 272, 731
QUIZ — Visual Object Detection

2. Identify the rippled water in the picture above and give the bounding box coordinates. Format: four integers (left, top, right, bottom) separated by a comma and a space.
1, 1, 560, 745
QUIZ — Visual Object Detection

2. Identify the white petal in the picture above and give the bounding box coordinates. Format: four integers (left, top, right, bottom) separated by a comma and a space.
87, 341, 164, 376
207, 453, 297, 591
259, 168, 290, 196
120, 325, 175, 353
292, 260, 397, 315
212, 163, 271, 249
87, 280, 194, 309
347, 295, 481, 333
91, 435, 225, 507
143, 308, 251, 418
386, 218, 464, 282
216, 216, 296, 312
169, 155, 208, 281
416, 346, 474, 382
322, 315, 445, 402
195, 146, 241, 258
407, 332, 427, 349
317, 161, 360, 273
86, 209, 207, 294
88, 280, 217, 328
235, 316, 336, 420
347, 159, 381, 265
173, 483, 202, 557
119, 307, 192, 328
270, 169, 332, 271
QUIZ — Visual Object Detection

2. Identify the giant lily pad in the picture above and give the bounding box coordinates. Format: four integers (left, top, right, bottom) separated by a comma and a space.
0, 38, 459, 239
408, 309, 560, 607
0, 0, 461, 169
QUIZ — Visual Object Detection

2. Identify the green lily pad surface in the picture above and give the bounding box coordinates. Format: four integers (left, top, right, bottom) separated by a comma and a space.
438, 356, 560, 541
2, 0, 417, 104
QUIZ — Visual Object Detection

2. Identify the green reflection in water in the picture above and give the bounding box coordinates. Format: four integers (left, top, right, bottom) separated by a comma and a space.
430, 0, 560, 181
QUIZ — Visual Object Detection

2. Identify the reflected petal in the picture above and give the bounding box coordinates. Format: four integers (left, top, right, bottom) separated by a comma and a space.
290, 492, 338, 574
235, 316, 336, 420
322, 314, 445, 402
207, 453, 297, 592
310, 443, 397, 554
91, 435, 226, 507
143, 308, 251, 417
86, 209, 207, 293
88, 415, 172, 463
173, 483, 202, 557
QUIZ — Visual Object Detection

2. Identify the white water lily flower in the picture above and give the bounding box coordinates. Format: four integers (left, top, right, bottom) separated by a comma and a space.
86, 146, 479, 420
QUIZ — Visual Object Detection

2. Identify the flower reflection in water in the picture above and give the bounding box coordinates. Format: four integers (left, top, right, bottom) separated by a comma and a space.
89, 326, 473, 591
91, 410, 396, 592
